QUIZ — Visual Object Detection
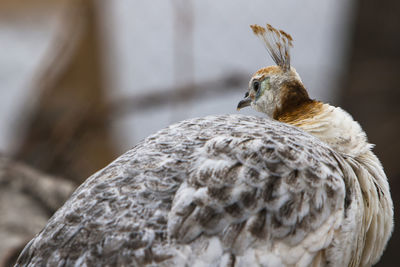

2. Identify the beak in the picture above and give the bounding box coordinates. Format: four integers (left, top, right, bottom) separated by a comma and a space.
237, 96, 252, 111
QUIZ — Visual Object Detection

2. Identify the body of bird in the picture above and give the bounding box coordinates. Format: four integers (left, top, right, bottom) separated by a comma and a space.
15, 24, 393, 267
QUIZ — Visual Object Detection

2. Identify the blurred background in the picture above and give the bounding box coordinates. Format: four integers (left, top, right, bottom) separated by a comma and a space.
0, 0, 398, 266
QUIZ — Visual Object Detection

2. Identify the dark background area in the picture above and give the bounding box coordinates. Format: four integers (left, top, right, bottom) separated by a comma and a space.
341, 0, 400, 265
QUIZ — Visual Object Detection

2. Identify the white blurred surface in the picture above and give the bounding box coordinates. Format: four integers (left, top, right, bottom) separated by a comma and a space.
102, 0, 355, 149
0, 0, 355, 152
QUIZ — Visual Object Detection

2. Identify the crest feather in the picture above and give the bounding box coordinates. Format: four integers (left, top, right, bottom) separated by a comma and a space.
250, 24, 293, 72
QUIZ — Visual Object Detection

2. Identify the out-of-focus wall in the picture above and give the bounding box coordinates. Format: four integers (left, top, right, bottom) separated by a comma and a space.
0, 0, 355, 153
11, 0, 119, 183
101, 0, 356, 149
0, 1, 66, 153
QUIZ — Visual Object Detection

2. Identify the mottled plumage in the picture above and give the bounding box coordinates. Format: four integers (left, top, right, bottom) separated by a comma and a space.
13, 116, 349, 266
15, 24, 393, 267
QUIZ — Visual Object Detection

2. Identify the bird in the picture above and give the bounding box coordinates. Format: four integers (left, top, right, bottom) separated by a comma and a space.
15, 24, 393, 267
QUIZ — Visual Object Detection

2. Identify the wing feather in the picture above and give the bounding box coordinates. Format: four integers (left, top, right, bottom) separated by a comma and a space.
16, 114, 353, 267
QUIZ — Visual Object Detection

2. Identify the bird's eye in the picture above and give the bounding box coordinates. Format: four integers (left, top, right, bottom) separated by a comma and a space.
253, 81, 260, 92
245, 92, 249, 98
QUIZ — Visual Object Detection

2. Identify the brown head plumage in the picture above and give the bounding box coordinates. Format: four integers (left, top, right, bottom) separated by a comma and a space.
238, 23, 321, 123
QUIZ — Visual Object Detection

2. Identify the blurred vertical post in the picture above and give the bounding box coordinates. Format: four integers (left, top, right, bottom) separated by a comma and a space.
170, 0, 195, 120
172, 0, 194, 84
340, 0, 400, 265
13, 0, 118, 183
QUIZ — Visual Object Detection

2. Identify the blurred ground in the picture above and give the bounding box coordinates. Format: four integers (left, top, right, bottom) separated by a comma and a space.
0, 155, 75, 267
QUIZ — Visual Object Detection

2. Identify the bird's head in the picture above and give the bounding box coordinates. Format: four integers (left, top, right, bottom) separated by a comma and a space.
237, 24, 312, 120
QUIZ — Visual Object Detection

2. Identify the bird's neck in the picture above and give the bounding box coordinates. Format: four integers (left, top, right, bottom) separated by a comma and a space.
275, 100, 324, 127
277, 102, 372, 157
272, 80, 314, 121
